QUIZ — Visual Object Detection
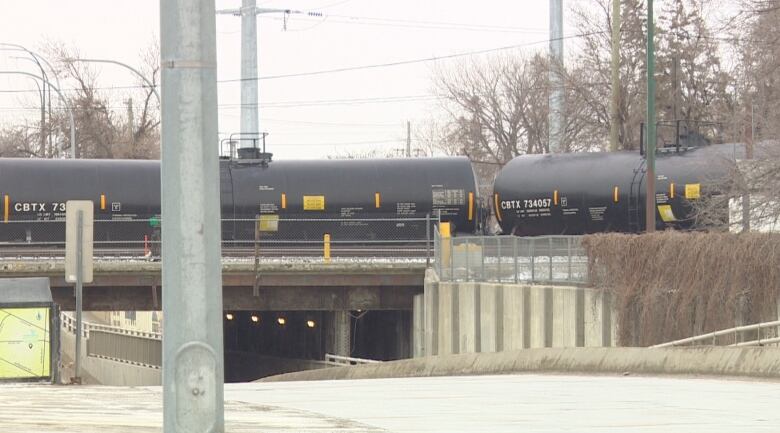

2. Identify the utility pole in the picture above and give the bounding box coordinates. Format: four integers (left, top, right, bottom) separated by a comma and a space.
549, 0, 564, 153
645, 0, 657, 233
609, 0, 621, 151
241, 0, 259, 144
742, 104, 754, 233
160, 0, 224, 431
126, 98, 135, 149
406, 121, 411, 157
217, 2, 322, 151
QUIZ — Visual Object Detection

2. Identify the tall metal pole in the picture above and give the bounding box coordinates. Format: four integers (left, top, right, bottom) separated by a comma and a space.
549, 0, 564, 153
74, 210, 83, 383
217, 6, 321, 151
160, 0, 224, 431
609, 0, 621, 151
645, 0, 657, 233
241, 0, 260, 143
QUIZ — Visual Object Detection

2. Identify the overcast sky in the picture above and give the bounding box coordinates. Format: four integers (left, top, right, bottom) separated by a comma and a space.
0, 0, 583, 159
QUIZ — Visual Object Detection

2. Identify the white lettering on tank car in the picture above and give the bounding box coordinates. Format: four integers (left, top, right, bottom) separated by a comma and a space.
13, 202, 47, 212
501, 199, 552, 210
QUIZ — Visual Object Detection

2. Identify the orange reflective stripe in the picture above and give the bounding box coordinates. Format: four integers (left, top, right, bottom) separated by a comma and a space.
468, 192, 474, 221
281, 193, 287, 209
669, 183, 675, 199
494, 193, 502, 222
375, 192, 381, 208
553, 190, 559, 206
100, 194, 106, 210
3, 195, 8, 223
613, 186, 619, 203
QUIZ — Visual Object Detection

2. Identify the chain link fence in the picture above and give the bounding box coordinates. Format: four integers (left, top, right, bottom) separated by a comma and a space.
434, 233, 587, 284
0, 215, 437, 260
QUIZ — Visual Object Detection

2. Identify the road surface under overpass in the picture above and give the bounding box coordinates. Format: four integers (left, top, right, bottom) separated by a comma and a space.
2, 373, 778, 432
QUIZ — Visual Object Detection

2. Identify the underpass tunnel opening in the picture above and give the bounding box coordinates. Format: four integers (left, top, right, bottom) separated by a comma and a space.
222, 309, 413, 382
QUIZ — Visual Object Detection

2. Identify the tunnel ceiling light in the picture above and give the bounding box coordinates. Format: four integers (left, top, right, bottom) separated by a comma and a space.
225, 313, 234, 321
277, 317, 286, 326
306, 320, 316, 328
251, 315, 260, 323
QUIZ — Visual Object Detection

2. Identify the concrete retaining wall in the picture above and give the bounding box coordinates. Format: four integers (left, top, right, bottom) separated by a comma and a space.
421, 269, 616, 356
60, 327, 161, 386
260, 346, 780, 382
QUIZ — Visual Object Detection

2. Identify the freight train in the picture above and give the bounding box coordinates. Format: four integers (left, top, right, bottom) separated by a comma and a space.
0, 141, 743, 247
0, 156, 480, 247
493, 142, 742, 235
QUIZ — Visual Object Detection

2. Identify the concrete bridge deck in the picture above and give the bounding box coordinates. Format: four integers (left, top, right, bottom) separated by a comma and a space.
0, 259, 426, 310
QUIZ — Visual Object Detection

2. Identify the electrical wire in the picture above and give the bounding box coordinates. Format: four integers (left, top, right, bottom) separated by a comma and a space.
217, 31, 605, 83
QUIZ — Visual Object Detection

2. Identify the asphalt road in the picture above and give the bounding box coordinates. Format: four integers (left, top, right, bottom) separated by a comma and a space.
2, 374, 778, 432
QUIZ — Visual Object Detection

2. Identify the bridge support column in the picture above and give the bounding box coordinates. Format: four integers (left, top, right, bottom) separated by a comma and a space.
413, 294, 425, 357
326, 311, 351, 357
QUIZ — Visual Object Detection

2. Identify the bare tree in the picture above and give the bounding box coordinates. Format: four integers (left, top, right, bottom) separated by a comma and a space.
570, 0, 649, 150
39, 40, 160, 159
0, 124, 41, 157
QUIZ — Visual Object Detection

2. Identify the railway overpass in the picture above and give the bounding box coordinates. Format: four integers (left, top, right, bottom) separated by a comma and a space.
0, 259, 425, 311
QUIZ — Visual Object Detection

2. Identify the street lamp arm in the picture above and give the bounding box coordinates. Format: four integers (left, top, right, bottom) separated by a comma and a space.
66, 58, 161, 103
0, 70, 78, 158
0, 44, 62, 90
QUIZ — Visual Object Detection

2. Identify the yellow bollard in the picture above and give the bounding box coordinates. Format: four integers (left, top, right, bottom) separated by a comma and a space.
323, 233, 331, 263
440, 222, 451, 267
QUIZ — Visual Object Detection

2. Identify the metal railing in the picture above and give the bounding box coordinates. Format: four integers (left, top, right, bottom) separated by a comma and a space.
651, 320, 780, 348
61, 313, 162, 368
434, 233, 587, 284
1, 215, 437, 260
323, 353, 382, 366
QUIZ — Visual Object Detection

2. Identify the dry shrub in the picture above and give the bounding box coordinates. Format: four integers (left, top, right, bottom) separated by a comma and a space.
582, 231, 780, 346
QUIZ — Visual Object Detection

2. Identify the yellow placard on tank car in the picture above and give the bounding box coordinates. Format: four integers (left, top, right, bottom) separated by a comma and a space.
303, 195, 325, 211
685, 183, 701, 200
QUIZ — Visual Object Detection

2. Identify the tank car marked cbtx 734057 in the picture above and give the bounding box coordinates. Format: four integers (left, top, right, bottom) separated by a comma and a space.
493, 143, 743, 236
0, 156, 480, 246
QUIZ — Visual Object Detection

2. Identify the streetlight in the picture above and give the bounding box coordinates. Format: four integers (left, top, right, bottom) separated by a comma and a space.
0, 44, 62, 155
0, 70, 77, 158
65, 57, 160, 103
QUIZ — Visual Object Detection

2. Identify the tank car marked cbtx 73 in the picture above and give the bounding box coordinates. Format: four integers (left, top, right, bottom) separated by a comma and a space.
493, 143, 742, 236
0, 156, 480, 246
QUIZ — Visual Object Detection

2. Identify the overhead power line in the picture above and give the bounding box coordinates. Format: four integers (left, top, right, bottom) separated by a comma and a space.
217, 31, 605, 83
257, 13, 549, 34
0, 31, 604, 96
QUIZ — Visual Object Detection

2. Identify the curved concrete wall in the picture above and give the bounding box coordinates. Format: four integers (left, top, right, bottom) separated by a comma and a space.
260, 346, 780, 382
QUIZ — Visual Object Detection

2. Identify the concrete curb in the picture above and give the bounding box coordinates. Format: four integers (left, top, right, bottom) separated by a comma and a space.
259, 347, 780, 382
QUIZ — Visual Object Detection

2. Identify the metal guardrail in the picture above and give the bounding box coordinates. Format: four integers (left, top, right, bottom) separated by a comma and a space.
2, 216, 437, 260
323, 353, 382, 366
433, 233, 587, 284
651, 320, 780, 348
61, 313, 162, 368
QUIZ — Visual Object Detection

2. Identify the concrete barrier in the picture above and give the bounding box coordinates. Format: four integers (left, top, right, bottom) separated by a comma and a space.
421, 269, 615, 356
260, 346, 780, 382
60, 326, 161, 386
